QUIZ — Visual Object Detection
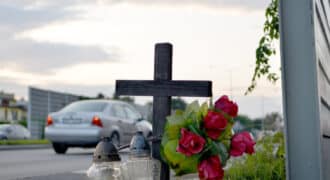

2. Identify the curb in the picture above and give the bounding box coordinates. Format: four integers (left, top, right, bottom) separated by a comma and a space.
0, 144, 51, 151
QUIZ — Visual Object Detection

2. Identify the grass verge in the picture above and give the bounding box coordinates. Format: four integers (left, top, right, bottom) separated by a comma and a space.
0, 139, 50, 145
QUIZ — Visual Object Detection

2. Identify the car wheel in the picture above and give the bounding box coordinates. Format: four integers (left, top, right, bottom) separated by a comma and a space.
110, 132, 120, 148
52, 143, 68, 154
1, 136, 7, 140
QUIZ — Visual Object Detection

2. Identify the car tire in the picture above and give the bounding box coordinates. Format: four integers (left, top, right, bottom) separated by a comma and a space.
1, 136, 7, 140
53, 143, 68, 154
110, 132, 120, 148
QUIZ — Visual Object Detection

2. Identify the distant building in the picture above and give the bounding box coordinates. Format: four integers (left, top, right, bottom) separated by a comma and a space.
0, 91, 27, 122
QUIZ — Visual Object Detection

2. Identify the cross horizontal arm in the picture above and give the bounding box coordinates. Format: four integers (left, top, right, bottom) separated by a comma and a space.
116, 80, 212, 97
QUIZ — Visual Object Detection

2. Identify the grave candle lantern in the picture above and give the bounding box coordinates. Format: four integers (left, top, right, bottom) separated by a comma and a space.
120, 131, 161, 180
87, 137, 122, 179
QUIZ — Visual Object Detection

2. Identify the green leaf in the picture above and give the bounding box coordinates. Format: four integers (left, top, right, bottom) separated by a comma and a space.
162, 140, 200, 176
183, 101, 200, 118
246, 0, 279, 95
163, 140, 186, 165
218, 123, 233, 141
198, 102, 209, 119
210, 141, 229, 166
187, 124, 203, 136
174, 155, 199, 175
165, 112, 186, 140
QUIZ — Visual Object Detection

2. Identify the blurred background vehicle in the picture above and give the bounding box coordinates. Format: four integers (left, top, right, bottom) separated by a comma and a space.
0, 124, 31, 140
45, 100, 152, 154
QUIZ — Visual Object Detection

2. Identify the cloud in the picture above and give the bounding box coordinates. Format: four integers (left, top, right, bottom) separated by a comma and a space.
98, 0, 268, 11
0, 4, 76, 34
0, 3, 116, 73
0, 39, 113, 73
0, 76, 115, 100
2, 0, 269, 12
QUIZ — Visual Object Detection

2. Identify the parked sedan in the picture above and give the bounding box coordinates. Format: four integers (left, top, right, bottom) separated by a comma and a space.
45, 100, 152, 154
0, 124, 31, 140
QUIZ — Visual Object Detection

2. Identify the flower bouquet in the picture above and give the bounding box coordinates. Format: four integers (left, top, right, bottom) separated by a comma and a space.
160, 95, 256, 180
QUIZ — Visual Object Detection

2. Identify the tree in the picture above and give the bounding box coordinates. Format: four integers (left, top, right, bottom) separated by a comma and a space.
112, 93, 135, 103
263, 112, 283, 131
246, 0, 280, 94
96, 93, 105, 99
233, 115, 256, 132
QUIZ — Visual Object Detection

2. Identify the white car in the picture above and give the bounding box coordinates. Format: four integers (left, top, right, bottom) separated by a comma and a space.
45, 100, 152, 154
0, 124, 31, 140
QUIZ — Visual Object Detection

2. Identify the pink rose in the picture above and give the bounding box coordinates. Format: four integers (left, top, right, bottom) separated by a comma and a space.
230, 131, 256, 157
177, 128, 206, 156
215, 95, 238, 117
204, 111, 228, 140
198, 155, 224, 180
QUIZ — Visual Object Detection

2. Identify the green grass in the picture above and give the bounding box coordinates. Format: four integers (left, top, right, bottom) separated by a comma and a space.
0, 139, 50, 145
225, 132, 286, 180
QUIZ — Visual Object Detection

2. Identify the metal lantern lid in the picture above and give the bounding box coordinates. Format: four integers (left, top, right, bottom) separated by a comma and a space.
129, 131, 151, 158
93, 137, 121, 162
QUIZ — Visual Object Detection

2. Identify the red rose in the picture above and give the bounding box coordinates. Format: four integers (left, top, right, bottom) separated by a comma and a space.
215, 95, 238, 117
230, 131, 256, 157
204, 111, 227, 140
177, 128, 206, 156
198, 155, 224, 180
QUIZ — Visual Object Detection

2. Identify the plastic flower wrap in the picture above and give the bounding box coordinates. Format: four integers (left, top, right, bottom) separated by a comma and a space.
160, 95, 256, 180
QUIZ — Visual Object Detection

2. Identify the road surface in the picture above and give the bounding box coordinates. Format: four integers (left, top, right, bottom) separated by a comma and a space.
0, 147, 96, 180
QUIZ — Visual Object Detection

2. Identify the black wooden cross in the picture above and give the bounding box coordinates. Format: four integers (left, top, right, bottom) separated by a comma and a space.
115, 43, 212, 179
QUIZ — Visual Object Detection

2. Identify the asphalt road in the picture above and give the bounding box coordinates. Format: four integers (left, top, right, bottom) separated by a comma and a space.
0, 147, 96, 180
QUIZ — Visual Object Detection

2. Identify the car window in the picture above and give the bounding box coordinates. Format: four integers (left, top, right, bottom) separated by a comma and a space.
61, 101, 107, 112
123, 106, 140, 120
111, 105, 127, 119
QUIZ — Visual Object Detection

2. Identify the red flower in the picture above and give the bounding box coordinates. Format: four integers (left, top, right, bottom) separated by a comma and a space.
177, 128, 206, 156
198, 155, 224, 180
204, 111, 227, 140
215, 95, 238, 117
230, 131, 256, 157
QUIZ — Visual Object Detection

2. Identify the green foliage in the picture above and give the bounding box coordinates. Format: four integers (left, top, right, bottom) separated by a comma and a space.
233, 115, 263, 133
162, 139, 200, 175
209, 140, 229, 166
112, 93, 135, 103
161, 101, 239, 176
225, 132, 285, 180
0, 121, 11, 125
0, 120, 27, 127
0, 139, 50, 145
246, 0, 280, 94
171, 98, 187, 111
161, 101, 210, 175
18, 120, 27, 128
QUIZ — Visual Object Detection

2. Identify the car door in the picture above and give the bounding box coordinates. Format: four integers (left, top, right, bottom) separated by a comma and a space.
111, 104, 131, 144
14, 125, 26, 139
122, 105, 140, 139
5, 126, 16, 139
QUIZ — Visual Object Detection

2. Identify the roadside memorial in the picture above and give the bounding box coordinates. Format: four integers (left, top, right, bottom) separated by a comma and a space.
115, 43, 212, 179
115, 43, 256, 179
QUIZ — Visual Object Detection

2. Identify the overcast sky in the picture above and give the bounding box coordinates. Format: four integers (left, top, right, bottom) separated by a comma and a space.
0, 0, 282, 118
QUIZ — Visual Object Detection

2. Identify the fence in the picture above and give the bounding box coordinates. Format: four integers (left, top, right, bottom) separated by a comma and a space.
28, 87, 83, 139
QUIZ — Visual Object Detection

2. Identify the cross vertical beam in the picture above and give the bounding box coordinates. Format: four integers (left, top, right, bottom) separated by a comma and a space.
115, 42, 212, 179
153, 43, 172, 180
